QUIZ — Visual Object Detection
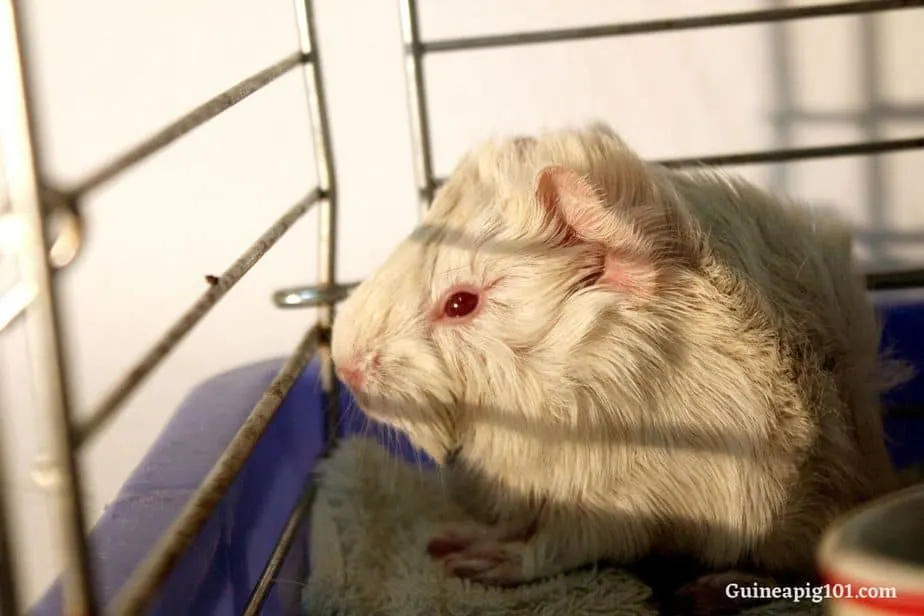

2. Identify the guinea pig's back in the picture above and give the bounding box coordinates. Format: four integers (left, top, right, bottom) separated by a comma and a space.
663, 167, 898, 493
663, 168, 862, 349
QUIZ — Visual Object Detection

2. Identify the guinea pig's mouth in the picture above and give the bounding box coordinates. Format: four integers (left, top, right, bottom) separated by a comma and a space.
342, 386, 389, 418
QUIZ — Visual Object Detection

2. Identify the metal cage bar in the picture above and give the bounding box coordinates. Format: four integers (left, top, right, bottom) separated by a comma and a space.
654, 136, 924, 169
0, 2, 100, 614
419, 0, 924, 53
109, 325, 322, 616
427, 136, 924, 187
63, 51, 308, 200
0, 0, 339, 613
76, 189, 322, 445
242, 479, 318, 616
242, 1, 344, 612
292, 0, 343, 456
399, 0, 437, 218
866, 267, 924, 291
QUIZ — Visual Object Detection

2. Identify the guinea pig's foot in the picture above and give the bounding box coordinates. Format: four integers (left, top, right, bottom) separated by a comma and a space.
426, 522, 503, 558
668, 570, 779, 616
441, 539, 528, 587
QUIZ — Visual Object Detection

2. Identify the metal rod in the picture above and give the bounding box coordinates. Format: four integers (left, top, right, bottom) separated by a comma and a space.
858, 13, 888, 264
774, 103, 924, 123
108, 325, 321, 616
866, 267, 924, 291
398, 0, 437, 217
293, 0, 343, 452
294, 0, 337, 311
241, 478, 318, 616
885, 404, 924, 418
76, 189, 322, 445
655, 136, 924, 168
429, 136, 924, 188
267, 268, 924, 309
65, 51, 307, 199
272, 281, 358, 309
421, 0, 924, 54
427, 138, 924, 188
0, 1, 99, 613
768, 0, 794, 197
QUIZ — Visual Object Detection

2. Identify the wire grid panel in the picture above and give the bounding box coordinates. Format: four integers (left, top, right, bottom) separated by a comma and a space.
0, 0, 340, 614
392, 0, 924, 290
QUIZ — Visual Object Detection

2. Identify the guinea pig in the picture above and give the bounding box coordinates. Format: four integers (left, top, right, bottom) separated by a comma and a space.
329, 123, 908, 594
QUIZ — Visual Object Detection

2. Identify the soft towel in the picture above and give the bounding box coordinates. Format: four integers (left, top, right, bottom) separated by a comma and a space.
301, 437, 823, 616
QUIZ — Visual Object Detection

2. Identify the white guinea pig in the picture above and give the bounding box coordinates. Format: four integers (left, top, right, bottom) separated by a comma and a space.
329, 123, 907, 591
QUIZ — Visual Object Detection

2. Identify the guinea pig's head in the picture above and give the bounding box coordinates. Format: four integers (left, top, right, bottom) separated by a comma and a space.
330, 123, 691, 463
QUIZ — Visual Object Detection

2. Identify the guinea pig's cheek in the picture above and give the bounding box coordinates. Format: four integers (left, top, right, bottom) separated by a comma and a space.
348, 383, 386, 416
350, 388, 371, 409
354, 398, 395, 424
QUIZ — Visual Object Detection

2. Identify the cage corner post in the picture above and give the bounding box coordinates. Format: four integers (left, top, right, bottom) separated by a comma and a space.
0, 1, 99, 615
397, 0, 436, 219
292, 0, 343, 452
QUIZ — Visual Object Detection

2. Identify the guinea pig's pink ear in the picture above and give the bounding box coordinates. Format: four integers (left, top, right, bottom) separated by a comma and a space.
535, 165, 662, 294
534, 165, 596, 248
535, 165, 604, 241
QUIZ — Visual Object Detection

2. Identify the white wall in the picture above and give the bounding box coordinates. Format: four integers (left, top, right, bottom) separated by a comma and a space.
1, 0, 922, 606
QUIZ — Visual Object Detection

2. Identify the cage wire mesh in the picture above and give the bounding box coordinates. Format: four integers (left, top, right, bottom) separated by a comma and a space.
0, 0, 339, 614
2, 1, 924, 615
281, 0, 924, 311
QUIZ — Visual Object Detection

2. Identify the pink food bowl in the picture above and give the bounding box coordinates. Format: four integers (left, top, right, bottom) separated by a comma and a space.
817, 484, 924, 615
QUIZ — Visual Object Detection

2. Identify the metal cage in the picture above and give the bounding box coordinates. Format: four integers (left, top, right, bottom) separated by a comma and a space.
2, 1, 924, 615
0, 1, 337, 614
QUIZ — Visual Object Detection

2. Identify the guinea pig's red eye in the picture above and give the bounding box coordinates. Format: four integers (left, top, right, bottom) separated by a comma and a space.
443, 290, 480, 318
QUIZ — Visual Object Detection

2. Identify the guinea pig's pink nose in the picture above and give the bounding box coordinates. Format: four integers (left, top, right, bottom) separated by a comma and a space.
335, 363, 365, 391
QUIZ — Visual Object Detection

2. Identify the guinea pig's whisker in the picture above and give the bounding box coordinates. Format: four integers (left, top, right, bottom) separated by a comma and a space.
385, 423, 397, 459
354, 411, 369, 469
794, 256, 810, 280
329, 397, 351, 443
382, 426, 395, 458
384, 425, 402, 496
411, 443, 426, 479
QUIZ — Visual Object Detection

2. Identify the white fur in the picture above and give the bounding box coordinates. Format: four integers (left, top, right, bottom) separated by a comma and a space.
330, 123, 906, 585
